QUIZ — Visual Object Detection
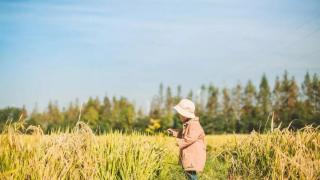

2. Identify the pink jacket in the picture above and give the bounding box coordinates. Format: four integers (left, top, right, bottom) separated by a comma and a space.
175, 117, 206, 172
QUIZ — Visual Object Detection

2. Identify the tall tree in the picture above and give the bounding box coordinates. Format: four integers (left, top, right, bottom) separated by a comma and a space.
63, 101, 79, 127
199, 85, 207, 114
206, 85, 219, 118
159, 83, 164, 109
243, 80, 256, 108
161, 86, 174, 129
302, 72, 312, 105
46, 101, 63, 124
175, 85, 182, 104
242, 80, 257, 131
222, 87, 233, 132
202, 85, 219, 133
100, 96, 112, 131
187, 90, 194, 101
83, 97, 100, 127
231, 83, 243, 132
311, 74, 320, 112
118, 97, 136, 131
165, 86, 173, 113
272, 76, 282, 126
0, 107, 27, 131
257, 74, 271, 116
288, 77, 299, 110
281, 71, 290, 105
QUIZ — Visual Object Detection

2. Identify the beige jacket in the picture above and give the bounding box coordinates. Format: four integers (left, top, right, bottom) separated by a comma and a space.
174, 117, 206, 172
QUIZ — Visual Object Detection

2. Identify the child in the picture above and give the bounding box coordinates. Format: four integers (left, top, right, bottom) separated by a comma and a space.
167, 99, 206, 180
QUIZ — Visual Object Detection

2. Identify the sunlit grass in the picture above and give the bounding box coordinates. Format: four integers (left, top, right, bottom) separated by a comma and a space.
0, 120, 319, 179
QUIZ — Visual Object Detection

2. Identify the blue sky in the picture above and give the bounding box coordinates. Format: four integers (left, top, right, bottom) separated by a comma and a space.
0, 0, 320, 112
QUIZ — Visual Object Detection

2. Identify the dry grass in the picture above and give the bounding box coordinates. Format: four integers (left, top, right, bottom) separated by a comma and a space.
0, 120, 319, 180
224, 126, 320, 179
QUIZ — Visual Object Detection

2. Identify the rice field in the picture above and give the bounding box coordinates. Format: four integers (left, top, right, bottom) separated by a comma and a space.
0, 120, 319, 180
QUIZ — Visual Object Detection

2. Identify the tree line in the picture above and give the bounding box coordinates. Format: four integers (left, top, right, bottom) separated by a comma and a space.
0, 71, 319, 134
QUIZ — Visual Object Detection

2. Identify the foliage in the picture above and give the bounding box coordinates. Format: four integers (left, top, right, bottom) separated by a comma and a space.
0, 71, 319, 134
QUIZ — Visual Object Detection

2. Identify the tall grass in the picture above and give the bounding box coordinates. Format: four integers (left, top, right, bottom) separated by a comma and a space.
0, 120, 166, 179
224, 126, 320, 179
0, 119, 319, 179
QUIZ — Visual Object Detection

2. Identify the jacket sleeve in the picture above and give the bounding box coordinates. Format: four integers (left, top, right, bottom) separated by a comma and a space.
171, 129, 181, 138
176, 123, 201, 149
176, 129, 183, 138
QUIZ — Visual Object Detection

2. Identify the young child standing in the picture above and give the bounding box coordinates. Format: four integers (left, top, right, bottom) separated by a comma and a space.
167, 99, 206, 180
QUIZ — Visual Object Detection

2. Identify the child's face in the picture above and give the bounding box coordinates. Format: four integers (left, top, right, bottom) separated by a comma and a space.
179, 114, 188, 122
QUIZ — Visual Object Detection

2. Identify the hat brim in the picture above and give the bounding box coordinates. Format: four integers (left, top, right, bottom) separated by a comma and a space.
173, 105, 195, 118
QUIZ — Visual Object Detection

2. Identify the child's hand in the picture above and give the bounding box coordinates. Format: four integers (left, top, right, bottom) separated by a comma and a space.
167, 128, 178, 137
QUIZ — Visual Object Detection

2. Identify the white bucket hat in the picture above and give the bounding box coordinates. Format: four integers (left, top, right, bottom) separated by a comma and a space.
173, 99, 196, 118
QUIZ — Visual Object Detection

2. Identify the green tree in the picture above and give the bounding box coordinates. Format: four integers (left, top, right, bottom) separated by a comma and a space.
149, 84, 164, 119
175, 85, 182, 104
187, 90, 194, 100
161, 86, 174, 129
83, 97, 100, 128
222, 88, 233, 132
199, 85, 206, 114
232, 84, 243, 132
272, 76, 282, 127
45, 101, 64, 132
311, 74, 320, 113
0, 107, 27, 131
119, 97, 136, 131
206, 85, 219, 117
203, 85, 219, 133
287, 77, 302, 129
99, 96, 112, 132
63, 101, 79, 129
242, 80, 258, 132
257, 74, 271, 117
